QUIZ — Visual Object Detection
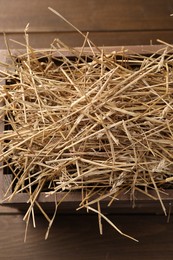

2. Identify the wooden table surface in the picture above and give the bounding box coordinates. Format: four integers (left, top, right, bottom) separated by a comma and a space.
1, 0, 173, 259
0, 0, 173, 48
0, 207, 173, 260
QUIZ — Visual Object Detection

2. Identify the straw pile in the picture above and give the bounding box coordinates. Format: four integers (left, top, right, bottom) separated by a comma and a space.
0, 10, 173, 241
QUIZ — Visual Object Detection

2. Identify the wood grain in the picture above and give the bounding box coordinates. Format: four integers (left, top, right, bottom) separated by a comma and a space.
0, 213, 172, 260
0, 0, 173, 32
0, 0, 173, 48
1, 30, 173, 49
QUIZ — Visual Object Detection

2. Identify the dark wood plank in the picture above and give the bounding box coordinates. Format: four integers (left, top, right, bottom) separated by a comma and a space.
1, 181, 173, 214
0, 205, 19, 214
1, 0, 173, 49
0, 0, 173, 32
0, 213, 172, 259
1, 30, 173, 50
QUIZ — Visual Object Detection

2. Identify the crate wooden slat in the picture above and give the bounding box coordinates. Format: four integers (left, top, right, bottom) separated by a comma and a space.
1, 45, 173, 214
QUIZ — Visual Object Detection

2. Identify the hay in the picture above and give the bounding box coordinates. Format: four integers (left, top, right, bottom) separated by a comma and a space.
0, 10, 173, 242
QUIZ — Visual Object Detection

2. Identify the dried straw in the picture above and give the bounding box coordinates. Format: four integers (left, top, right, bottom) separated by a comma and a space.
0, 9, 173, 242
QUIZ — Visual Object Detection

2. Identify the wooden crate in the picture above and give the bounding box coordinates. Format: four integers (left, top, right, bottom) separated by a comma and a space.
0, 45, 173, 214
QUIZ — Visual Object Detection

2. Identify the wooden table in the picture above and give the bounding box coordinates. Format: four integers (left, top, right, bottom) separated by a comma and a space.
0, 206, 173, 260
1, 0, 173, 259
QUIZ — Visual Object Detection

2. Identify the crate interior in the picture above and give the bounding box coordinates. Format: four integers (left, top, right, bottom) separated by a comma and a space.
1, 46, 173, 215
